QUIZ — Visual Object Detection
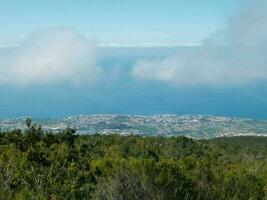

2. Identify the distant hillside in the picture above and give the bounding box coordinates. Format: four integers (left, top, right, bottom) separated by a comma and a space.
1, 115, 267, 139
201, 136, 267, 155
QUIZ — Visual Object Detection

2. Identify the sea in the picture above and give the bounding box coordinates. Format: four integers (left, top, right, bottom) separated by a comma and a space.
1, 47, 267, 119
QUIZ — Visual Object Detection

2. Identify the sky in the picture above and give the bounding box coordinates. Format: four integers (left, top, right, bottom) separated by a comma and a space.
1, 0, 267, 119
0, 0, 241, 47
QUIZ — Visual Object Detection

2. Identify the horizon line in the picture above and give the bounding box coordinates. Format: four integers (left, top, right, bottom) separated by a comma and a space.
0, 43, 202, 49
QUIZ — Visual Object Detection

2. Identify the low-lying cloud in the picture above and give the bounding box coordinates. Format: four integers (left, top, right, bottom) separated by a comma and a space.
132, 0, 267, 86
0, 28, 100, 86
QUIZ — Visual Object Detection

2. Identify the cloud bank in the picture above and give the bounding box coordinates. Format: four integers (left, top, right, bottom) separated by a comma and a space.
132, 0, 267, 86
0, 28, 100, 86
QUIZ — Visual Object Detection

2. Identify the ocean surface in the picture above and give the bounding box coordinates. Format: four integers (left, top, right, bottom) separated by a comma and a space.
1, 47, 267, 119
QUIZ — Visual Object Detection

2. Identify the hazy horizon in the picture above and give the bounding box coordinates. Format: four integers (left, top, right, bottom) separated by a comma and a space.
1, 0, 267, 119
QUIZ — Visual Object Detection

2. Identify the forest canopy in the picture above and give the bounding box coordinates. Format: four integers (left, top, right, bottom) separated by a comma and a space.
0, 118, 266, 200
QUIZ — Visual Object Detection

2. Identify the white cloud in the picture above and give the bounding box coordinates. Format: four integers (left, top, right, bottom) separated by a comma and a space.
132, 0, 267, 86
0, 28, 100, 86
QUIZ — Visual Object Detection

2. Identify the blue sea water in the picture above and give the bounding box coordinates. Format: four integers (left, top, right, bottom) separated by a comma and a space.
1, 47, 267, 119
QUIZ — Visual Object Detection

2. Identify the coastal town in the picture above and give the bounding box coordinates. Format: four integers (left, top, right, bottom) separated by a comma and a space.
1, 114, 267, 139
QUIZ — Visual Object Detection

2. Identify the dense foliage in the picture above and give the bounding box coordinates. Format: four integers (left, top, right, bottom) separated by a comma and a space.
0, 118, 266, 200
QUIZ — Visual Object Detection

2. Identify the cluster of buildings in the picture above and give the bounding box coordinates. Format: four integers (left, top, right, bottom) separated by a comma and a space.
1, 114, 267, 139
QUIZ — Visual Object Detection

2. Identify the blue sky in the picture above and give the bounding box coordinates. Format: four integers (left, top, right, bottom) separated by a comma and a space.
0, 0, 241, 46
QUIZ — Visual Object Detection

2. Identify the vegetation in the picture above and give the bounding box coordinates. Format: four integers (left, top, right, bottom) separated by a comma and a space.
0, 118, 267, 200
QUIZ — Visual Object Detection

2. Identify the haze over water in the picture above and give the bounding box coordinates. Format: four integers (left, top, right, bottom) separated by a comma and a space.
1, 1, 267, 119
1, 47, 267, 119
